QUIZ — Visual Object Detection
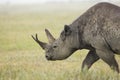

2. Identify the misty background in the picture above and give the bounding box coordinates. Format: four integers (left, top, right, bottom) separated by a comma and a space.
0, 0, 120, 5
0, 0, 120, 14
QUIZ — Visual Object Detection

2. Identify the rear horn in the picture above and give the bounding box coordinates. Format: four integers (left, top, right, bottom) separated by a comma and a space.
45, 29, 56, 43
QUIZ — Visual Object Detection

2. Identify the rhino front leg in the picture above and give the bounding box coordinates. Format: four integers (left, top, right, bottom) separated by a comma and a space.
82, 50, 100, 71
96, 49, 119, 73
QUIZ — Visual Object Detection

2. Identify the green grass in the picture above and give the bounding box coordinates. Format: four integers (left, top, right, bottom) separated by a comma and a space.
0, 3, 120, 80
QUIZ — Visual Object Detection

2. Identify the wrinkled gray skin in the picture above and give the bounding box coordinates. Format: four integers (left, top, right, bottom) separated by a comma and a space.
32, 2, 120, 73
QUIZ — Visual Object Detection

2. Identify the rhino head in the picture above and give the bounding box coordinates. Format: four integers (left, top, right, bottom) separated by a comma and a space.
32, 25, 80, 61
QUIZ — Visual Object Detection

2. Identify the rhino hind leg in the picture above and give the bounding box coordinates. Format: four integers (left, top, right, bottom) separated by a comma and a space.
82, 50, 99, 71
96, 49, 119, 73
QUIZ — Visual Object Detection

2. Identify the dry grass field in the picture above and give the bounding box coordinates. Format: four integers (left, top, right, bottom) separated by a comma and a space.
0, 2, 120, 80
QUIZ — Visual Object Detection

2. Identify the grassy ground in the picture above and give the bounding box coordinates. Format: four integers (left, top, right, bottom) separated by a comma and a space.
0, 3, 120, 80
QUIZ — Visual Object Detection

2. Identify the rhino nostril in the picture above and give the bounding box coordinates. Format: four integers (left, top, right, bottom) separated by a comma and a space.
46, 55, 49, 58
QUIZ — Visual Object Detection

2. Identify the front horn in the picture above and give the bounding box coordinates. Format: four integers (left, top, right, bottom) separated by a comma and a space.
31, 34, 47, 50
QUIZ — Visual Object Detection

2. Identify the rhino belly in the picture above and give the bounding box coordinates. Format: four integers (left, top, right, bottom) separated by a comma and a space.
108, 38, 120, 54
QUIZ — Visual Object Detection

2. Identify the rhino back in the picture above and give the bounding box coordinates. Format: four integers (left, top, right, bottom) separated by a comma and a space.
70, 2, 120, 53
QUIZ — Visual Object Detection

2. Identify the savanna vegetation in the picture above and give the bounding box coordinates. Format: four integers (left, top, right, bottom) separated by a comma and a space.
0, 3, 120, 80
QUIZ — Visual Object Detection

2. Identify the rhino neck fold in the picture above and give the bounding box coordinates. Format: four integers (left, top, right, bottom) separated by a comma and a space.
69, 25, 82, 50
69, 15, 93, 50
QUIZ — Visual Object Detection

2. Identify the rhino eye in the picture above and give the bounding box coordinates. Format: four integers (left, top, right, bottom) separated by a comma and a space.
53, 45, 57, 48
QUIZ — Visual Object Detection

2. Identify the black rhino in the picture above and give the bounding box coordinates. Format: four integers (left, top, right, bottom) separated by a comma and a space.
32, 2, 120, 73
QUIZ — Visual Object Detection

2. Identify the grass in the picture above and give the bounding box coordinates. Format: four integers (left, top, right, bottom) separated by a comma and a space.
0, 3, 120, 80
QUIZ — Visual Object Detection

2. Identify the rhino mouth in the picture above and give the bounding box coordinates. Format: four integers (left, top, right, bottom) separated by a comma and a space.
46, 56, 56, 61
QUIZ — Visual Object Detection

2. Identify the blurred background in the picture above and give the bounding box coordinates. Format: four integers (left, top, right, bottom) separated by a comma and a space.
0, 0, 120, 4
0, 0, 120, 80
0, 0, 120, 14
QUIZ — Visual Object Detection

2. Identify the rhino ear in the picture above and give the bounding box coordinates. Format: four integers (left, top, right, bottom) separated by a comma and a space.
60, 25, 71, 41
45, 29, 56, 43
64, 25, 71, 36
